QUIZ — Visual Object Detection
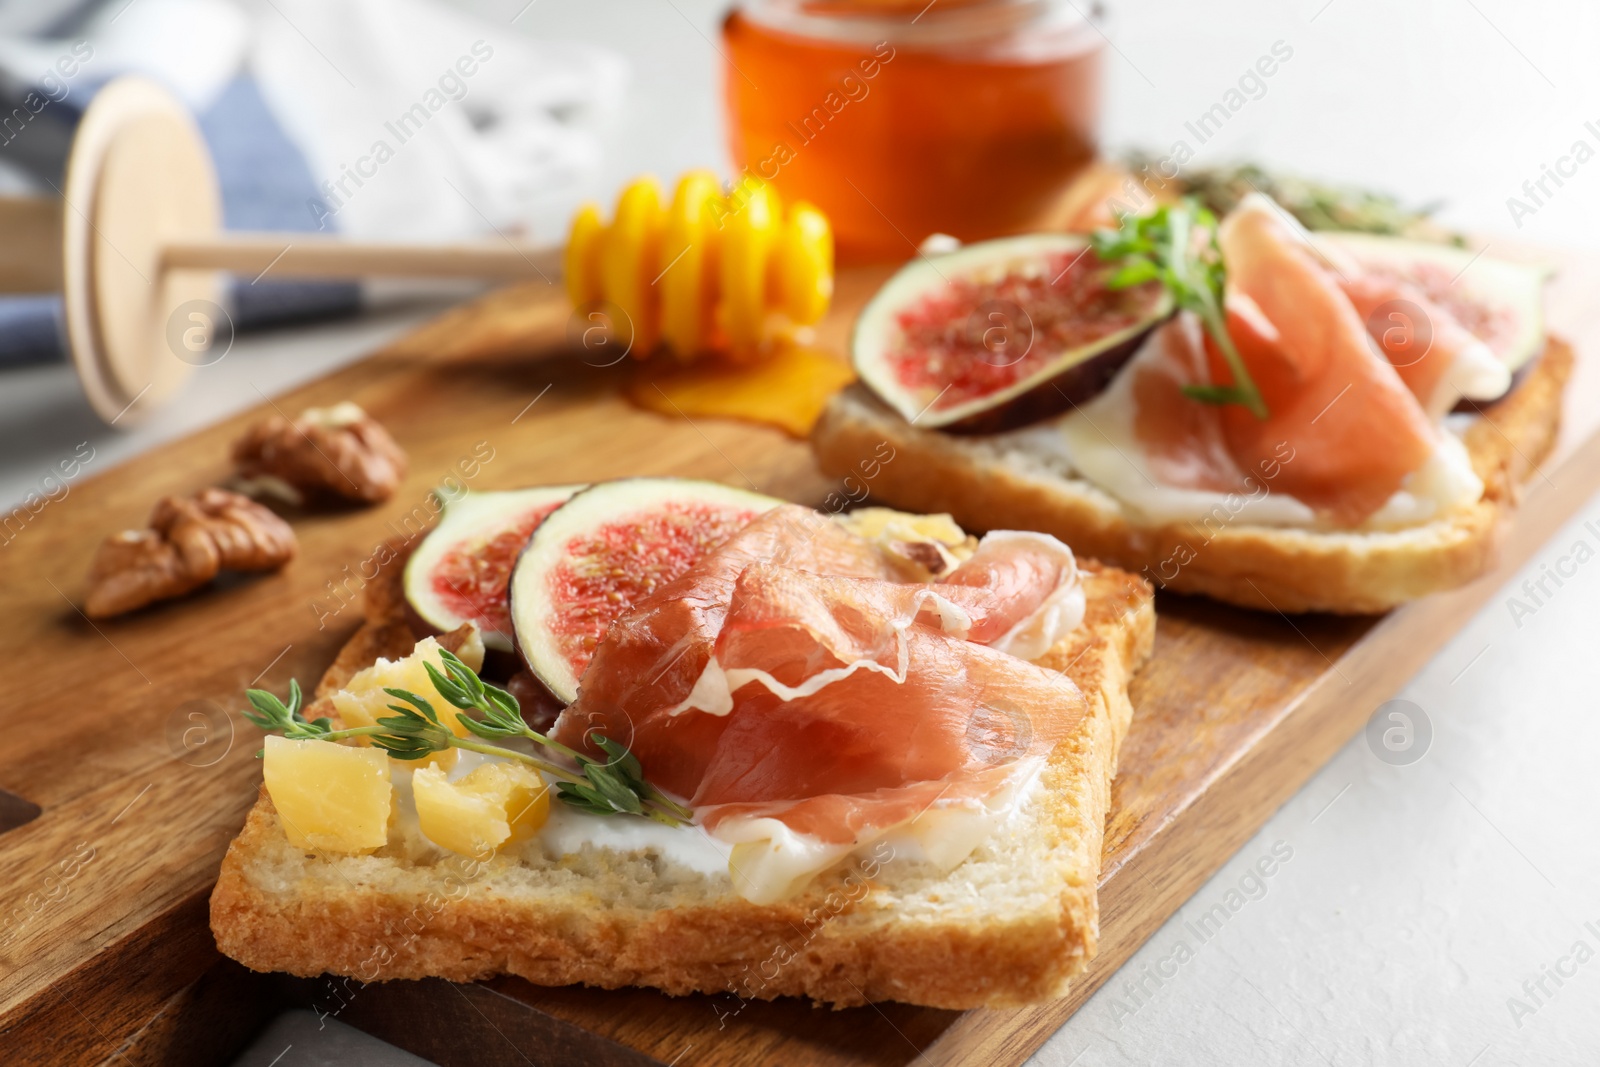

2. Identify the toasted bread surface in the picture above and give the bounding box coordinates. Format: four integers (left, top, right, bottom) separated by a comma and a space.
812, 339, 1571, 614
211, 531, 1155, 1010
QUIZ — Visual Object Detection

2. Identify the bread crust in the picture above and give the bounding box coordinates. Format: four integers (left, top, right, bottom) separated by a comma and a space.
210, 549, 1155, 1010
812, 339, 1572, 614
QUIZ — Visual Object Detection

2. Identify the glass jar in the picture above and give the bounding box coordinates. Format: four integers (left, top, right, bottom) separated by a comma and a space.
722, 0, 1105, 263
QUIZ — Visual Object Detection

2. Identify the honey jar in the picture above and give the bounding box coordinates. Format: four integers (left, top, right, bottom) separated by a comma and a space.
722, 0, 1105, 263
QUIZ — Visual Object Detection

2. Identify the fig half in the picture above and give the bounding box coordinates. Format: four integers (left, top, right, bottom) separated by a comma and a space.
852, 234, 1173, 434
1319, 232, 1550, 373
509, 478, 781, 704
404, 485, 583, 652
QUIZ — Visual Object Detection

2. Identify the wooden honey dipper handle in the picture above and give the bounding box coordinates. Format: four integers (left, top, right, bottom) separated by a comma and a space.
63, 74, 573, 426
159, 234, 560, 281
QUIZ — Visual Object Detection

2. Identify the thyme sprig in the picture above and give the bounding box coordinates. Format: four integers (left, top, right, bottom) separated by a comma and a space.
422, 650, 692, 823
243, 652, 690, 827
243, 679, 341, 740
1092, 199, 1269, 420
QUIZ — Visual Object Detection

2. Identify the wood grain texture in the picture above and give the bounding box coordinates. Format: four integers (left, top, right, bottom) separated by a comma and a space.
1, 243, 1597, 1065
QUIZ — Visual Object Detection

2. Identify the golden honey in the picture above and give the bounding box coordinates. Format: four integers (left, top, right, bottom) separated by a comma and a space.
566, 172, 834, 362
722, 0, 1105, 263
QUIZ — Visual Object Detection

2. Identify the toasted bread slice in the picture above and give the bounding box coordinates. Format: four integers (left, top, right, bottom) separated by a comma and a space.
813, 340, 1571, 615
210, 523, 1155, 1010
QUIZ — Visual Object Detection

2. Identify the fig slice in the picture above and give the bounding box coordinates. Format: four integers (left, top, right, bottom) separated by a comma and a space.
1316, 232, 1550, 374
404, 485, 584, 652
852, 234, 1173, 434
509, 478, 782, 704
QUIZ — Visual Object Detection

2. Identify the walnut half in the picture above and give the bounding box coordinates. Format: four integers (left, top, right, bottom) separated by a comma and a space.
84, 489, 297, 619
232, 401, 406, 505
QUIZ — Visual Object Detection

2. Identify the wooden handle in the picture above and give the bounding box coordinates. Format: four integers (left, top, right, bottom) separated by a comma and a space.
160, 233, 561, 281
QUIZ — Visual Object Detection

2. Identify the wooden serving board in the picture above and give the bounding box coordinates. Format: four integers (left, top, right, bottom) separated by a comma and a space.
3, 246, 1599, 1067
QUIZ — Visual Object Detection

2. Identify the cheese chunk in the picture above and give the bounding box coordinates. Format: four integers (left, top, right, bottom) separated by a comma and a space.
331, 631, 486, 770
263, 736, 392, 854
413, 761, 551, 858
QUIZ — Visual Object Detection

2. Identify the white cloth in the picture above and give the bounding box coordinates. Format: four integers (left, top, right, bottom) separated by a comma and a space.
246, 0, 626, 242
0, 0, 626, 241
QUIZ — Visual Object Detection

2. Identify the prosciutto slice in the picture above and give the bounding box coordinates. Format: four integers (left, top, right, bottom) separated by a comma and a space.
1337, 272, 1510, 419
549, 505, 1087, 847
1127, 195, 1448, 527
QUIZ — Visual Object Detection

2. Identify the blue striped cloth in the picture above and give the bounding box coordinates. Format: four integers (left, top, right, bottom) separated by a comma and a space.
0, 75, 359, 366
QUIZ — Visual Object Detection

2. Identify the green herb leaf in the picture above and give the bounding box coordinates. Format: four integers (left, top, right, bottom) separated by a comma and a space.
555, 780, 620, 817
243, 680, 330, 740
593, 735, 645, 784
427, 653, 529, 741
440, 650, 488, 703
579, 757, 646, 815
422, 661, 475, 710
1107, 260, 1160, 288
382, 687, 441, 724
1182, 383, 1250, 405
486, 688, 520, 721
1091, 199, 1269, 420
368, 733, 436, 761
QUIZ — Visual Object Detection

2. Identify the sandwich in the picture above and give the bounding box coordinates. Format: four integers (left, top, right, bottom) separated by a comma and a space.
812, 193, 1569, 613
211, 478, 1154, 1009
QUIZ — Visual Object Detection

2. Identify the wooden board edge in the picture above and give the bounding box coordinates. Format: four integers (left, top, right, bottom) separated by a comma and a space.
269, 976, 670, 1067
0, 888, 225, 1066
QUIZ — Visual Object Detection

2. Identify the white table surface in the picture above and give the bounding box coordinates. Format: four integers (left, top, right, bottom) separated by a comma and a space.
13, 1, 1594, 1065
